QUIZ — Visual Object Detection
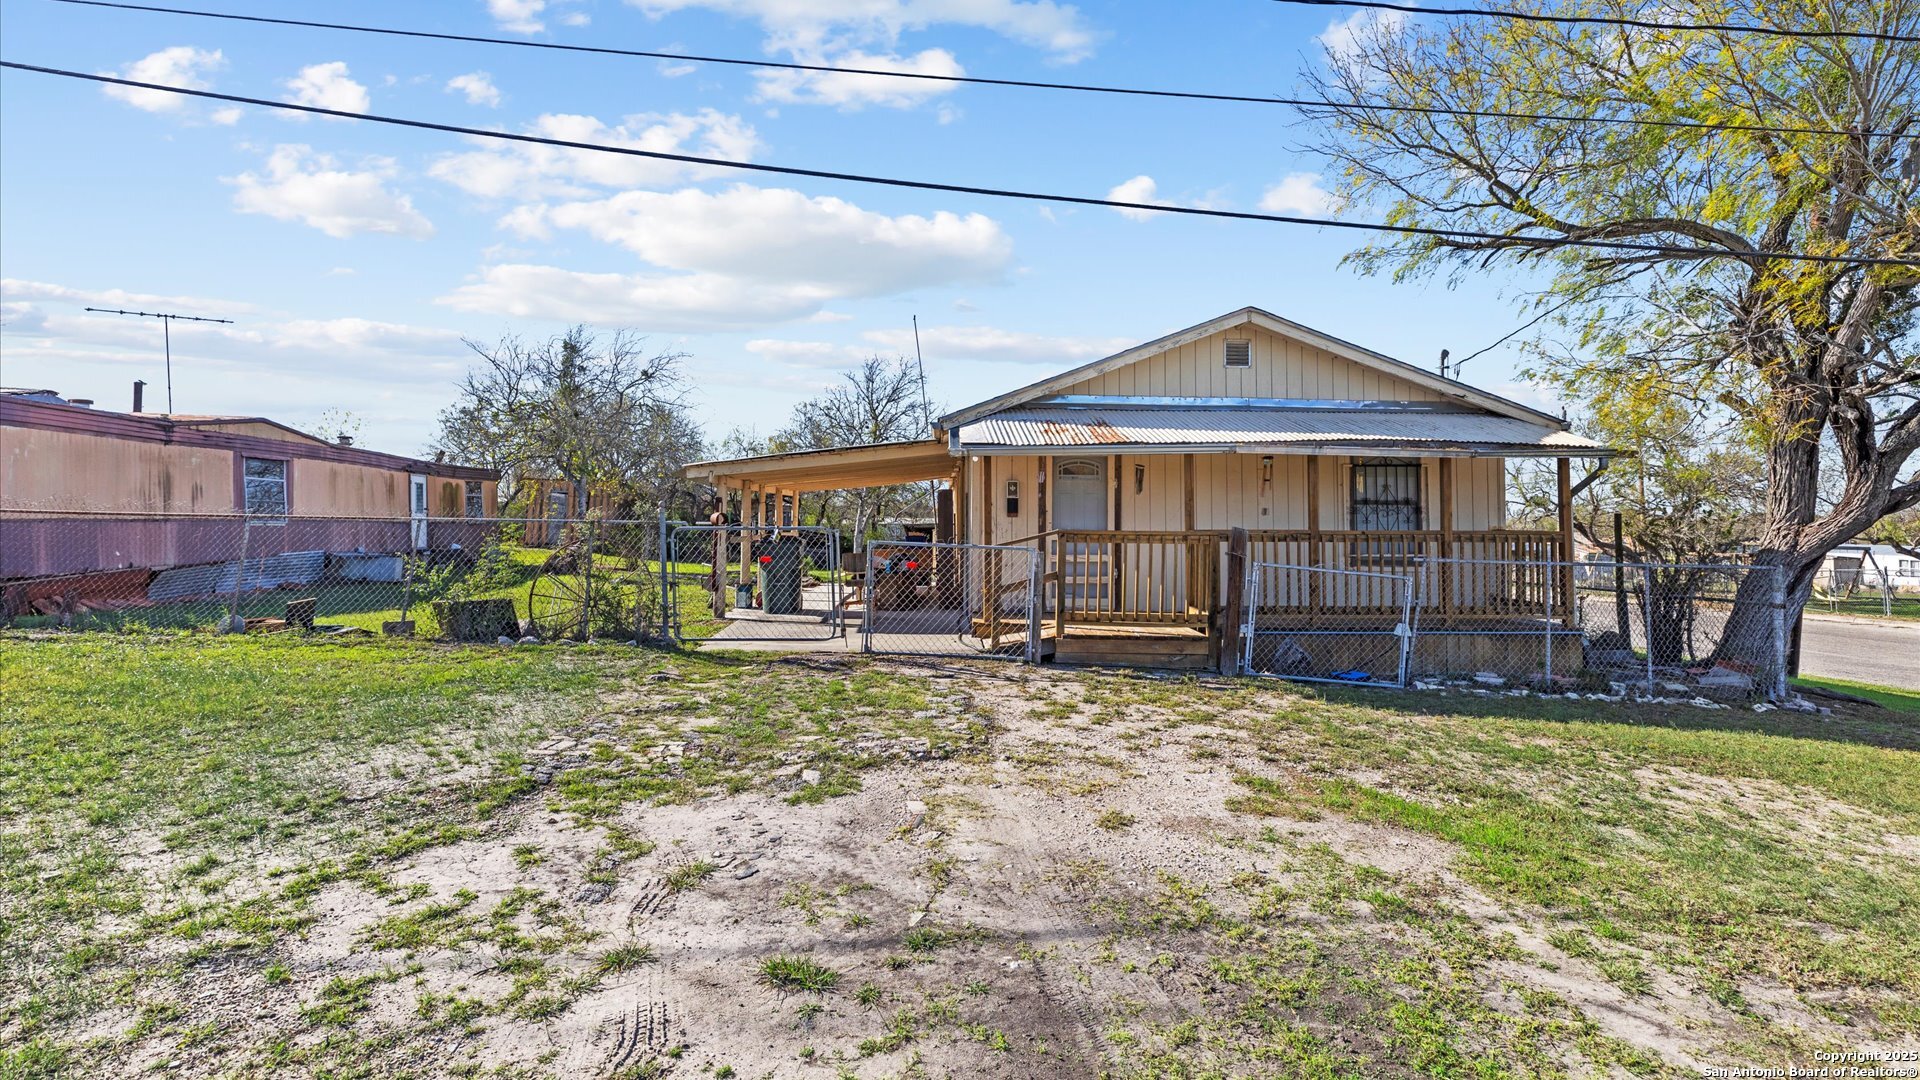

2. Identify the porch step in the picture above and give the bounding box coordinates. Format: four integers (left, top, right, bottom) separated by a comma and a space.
1053, 633, 1213, 671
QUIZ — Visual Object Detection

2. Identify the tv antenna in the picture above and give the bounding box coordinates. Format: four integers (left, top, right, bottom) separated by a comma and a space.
83, 307, 235, 414
911, 314, 932, 422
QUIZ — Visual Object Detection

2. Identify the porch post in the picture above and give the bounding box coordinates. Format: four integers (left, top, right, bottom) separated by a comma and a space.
1220, 526, 1248, 676
1109, 455, 1123, 615
1438, 458, 1454, 623
739, 482, 755, 588
1556, 457, 1575, 622
1306, 456, 1322, 613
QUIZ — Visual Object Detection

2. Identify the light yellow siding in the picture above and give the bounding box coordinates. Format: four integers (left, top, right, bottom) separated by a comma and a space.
966, 453, 1506, 543
1058, 324, 1447, 401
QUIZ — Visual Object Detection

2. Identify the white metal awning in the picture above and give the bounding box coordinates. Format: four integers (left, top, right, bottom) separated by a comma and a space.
953, 405, 1614, 458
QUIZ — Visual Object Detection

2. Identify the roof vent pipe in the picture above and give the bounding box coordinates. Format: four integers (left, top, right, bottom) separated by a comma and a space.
335, 434, 354, 446
69, 398, 94, 408
132, 380, 146, 413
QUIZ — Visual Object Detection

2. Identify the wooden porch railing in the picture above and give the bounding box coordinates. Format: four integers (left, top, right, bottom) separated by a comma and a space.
997, 527, 1567, 634
1046, 530, 1220, 633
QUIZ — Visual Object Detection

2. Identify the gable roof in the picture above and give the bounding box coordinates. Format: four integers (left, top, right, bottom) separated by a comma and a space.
936, 307, 1566, 430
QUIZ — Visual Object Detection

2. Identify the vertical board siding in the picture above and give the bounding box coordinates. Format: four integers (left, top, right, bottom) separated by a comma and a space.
1057, 324, 1446, 402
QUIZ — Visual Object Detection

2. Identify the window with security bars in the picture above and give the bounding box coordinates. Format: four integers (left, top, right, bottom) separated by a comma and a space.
243, 457, 288, 520
465, 480, 485, 518
1349, 458, 1421, 561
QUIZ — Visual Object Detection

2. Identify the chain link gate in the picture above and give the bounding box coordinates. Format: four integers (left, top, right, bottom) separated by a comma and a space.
861, 540, 1041, 661
1241, 562, 1416, 687
667, 524, 845, 644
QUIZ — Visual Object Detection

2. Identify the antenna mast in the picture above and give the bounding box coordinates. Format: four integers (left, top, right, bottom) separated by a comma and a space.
83, 307, 235, 414
911, 314, 931, 423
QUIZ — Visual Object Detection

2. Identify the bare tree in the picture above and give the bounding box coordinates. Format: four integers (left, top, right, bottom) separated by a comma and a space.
1295, 0, 1920, 651
434, 327, 689, 516
778, 356, 935, 542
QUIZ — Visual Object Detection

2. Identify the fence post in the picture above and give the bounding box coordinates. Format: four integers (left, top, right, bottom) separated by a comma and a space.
658, 511, 671, 642
1772, 565, 1789, 701
1219, 527, 1248, 676
860, 539, 875, 654
1883, 565, 1894, 618
1026, 547, 1042, 663
1640, 567, 1655, 697
226, 517, 252, 632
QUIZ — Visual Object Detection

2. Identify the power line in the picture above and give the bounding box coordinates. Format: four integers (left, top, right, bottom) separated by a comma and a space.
47, 0, 1917, 141
1268, 0, 1920, 44
7, 61, 1917, 269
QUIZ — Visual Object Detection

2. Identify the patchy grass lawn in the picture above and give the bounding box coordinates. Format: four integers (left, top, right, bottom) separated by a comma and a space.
1, 634, 1916, 1078
1792, 674, 1920, 715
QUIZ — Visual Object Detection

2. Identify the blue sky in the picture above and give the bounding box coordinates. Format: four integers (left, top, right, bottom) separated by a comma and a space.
0, 0, 1560, 457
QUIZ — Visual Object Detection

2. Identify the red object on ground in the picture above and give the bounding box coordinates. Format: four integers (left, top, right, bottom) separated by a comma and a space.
759, 555, 772, 564
905, 560, 919, 570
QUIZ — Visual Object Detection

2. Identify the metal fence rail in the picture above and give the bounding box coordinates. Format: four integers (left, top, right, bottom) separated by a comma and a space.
665, 524, 844, 644
861, 540, 1040, 661
1241, 562, 1415, 687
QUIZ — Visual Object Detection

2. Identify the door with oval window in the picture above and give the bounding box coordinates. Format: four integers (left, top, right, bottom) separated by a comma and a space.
1053, 459, 1109, 610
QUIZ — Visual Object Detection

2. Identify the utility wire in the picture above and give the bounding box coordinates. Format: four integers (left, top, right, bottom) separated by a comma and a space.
46, 0, 1917, 140
6, 61, 1917, 268
1269, 0, 1920, 44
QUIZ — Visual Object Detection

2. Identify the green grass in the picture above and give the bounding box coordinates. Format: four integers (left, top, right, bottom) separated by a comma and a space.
1792, 675, 1920, 715
758, 955, 841, 994
1804, 592, 1920, 620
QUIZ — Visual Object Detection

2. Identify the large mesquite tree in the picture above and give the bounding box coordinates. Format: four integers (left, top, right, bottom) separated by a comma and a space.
1298, 0, 1919, 645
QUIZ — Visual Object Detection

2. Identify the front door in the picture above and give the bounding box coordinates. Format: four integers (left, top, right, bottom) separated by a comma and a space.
1054, 459, 1109, 608
409, 474, 429, 549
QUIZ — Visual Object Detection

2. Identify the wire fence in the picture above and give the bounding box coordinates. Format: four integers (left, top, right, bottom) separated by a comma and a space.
1806, 563, 1919, 619
1, 511, 1793, 700
664, 524, 846, 644
861, 540, 1041, 661
0, 512, 672, 641
1241, 563, 1416, 687
1242, 557, 1787, 700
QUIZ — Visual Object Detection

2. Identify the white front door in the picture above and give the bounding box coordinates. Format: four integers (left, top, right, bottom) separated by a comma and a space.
1053, 458, 1109, 607
410, 474, 429, 549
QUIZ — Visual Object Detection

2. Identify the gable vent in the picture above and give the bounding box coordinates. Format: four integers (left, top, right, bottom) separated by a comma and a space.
1223, 339, 1252, 368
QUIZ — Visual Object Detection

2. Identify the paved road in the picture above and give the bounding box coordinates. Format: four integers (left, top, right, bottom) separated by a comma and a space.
1798, 614, 1920, 691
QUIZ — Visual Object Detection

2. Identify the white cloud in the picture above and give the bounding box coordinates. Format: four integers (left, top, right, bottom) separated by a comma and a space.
1258, 172, 1334, 216
441, 185, 1011, 330
861, 324, 1131, 364
658, 60, 698, 77
745, 338, 857, 366
283, 61, 371, 115
1317, 9, 1407, 62
0, 279, 256, 318
486, 0, 546, 33
227, 145, 434, 239
446, 71, 502, 107
428, 110, 761, 200
1106, 174, 1173, 221
755, 48, 964, 110
437, 265, 839, 330
520, 185, 1011, 294
560, 10, 592, 26
210, 106, 244, 125
100, 46, 224, 113
627, 0, 1096, 61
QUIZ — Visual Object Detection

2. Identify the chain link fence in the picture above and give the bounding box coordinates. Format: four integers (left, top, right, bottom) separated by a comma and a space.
1242, 555, 1787, 701
860, 540, 1040, 661
664, 524, 845, 644
1241, 562, 1416, 687
0, 511, 669, 641
1807, 564, 1917, 619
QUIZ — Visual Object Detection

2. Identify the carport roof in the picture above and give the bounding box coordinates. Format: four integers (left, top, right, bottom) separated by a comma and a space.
680, 438, 955, 491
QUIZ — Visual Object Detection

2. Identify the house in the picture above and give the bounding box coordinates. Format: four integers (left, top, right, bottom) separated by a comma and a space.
1819, 543, 1920, 590
0, 388, 499, 593
682, 306, 1617, 668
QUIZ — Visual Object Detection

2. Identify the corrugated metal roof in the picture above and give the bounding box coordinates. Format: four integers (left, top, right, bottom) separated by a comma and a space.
955, 406, 1607, 454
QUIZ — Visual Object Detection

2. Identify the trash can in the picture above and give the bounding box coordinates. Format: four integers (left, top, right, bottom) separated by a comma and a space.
757, 536, 805, 614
